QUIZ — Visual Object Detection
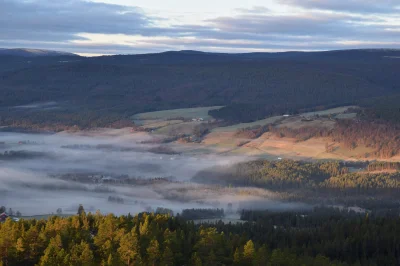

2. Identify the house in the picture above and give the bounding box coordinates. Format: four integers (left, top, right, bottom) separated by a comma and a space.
0, 212, 8, 222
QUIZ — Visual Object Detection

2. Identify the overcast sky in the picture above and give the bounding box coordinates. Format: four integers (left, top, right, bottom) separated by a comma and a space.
1, 0, 399, 56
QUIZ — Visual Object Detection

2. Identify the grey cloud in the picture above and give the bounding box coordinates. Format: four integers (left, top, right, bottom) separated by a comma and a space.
207, 13, 371, 37
0, 0, 154, 41
280, 0, 400, 14
0, 0, 399, 54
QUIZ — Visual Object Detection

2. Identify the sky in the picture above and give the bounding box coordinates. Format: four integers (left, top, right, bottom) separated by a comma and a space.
1, 0, 400, 56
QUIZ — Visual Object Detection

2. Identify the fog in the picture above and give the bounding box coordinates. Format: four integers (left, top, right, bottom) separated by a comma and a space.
0, 129, 311, 216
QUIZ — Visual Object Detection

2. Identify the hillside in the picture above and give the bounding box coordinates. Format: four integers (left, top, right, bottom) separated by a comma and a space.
0, 49, 399, 128
0, 48, 77, 57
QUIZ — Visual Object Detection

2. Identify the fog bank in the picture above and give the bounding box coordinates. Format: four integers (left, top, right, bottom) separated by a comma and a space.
0, 129, 311, 216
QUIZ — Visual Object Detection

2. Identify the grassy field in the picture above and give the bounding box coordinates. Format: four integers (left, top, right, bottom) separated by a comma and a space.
132, 106, 223, 121
154, 121, 203, 135
128, 105, 394, 161
277, 116, 336, 129
335, 113, 357, 119
140, 119, 183, 129
212, 116, 283, 132
301, 106, 356, 117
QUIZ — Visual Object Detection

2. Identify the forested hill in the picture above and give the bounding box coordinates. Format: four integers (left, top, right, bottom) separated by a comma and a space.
0, 49, 399, 126
2, 208, 400, 266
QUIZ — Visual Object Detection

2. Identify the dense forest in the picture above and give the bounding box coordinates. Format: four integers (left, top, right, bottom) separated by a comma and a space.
1, 207, 400, 266
193, 159, 400, 195
1, 49, 400, 128
359, 94, 400, 124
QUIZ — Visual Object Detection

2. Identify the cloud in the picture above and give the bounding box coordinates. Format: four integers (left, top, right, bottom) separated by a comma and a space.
0, 0, 399, 54
0, 0, 153, 42
235, 6, 271, 14
207, 12, 361, 37
280, 0, 400, 14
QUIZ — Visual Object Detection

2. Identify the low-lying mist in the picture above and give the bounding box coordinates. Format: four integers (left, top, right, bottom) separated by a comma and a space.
0, 129, 311, 216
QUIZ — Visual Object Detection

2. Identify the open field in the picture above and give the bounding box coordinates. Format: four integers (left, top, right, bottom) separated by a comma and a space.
139, 119, 183, 129
335, 113, 357, 119
212, 116, 283, 132
132, 106, 223, 121
277, 116, 336, 129
301, 106, 357, 117
154, 121, 203, 135
128, 105, 399, 161
201, 131, 377, 161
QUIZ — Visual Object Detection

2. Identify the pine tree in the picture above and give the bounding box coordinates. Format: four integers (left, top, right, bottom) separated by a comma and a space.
233, 248, 242, 266
147, 239, 160, 266
191, 252, 202, 266
0, 219, 14, 266
205, 250, 217, 265
117, 230, 141, 266
70, 241, 94, 266
160, 246, 174, 266
77, 204, 86, 216
38, 236, 68, 266
80, 242, 94, 266
139, 215, 150, 237
243, 240, 255, 263
253, 245, 268, 266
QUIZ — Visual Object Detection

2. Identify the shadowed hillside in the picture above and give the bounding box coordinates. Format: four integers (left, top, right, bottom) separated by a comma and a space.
0, 49, 399, 127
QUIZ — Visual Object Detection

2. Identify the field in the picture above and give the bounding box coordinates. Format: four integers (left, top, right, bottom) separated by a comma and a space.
212, 116, 283, 132
154, 121, 203, 135
132, 106, 224, 135
129, 105, 398, 161
276, 116, 336, 129
301, 106, 357, 117
132, 106, 223, 121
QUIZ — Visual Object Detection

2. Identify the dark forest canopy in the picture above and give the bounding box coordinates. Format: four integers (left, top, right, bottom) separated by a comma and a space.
1, 208, 400, 266
0, 49, 399, 127
193, 159, 400, 194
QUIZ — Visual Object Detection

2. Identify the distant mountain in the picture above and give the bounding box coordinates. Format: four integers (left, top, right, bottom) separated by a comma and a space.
0, 48, 399, 126
0, 48, 77, 57
83, 48, 400, 66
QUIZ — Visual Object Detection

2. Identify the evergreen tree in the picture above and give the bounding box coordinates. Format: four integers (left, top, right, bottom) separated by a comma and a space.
146, 239, 160, 266
233, 248, 243, 266
160, 246, 174, 266
77, 204, 86, 216
191, 252, 203, 266
243, 240, 255, 263
38, 236, 67, 266
117, 230, 141, 266
253, 245, 268, 266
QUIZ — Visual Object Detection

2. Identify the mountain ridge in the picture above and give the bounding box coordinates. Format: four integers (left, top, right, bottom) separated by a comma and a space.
0, 48, 77, 57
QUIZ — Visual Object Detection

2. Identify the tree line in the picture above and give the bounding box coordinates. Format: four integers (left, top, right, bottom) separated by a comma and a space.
193, 159, 400, 194
2, 207, 400, 265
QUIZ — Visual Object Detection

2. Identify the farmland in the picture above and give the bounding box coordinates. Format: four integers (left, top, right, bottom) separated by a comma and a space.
129, 105, 397, 161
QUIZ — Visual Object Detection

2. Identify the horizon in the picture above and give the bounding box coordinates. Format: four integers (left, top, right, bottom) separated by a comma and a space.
2, 47, 400, 57
1, 0, 399, 56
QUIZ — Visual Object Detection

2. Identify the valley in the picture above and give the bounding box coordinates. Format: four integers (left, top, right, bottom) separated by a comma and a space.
3, 0, 400, 264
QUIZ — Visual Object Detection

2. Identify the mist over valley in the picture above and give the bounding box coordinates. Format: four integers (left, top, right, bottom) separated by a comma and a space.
0, 129, 311, 217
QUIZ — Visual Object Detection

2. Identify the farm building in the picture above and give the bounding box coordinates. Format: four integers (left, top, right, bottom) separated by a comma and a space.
0, 212, 8, 222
